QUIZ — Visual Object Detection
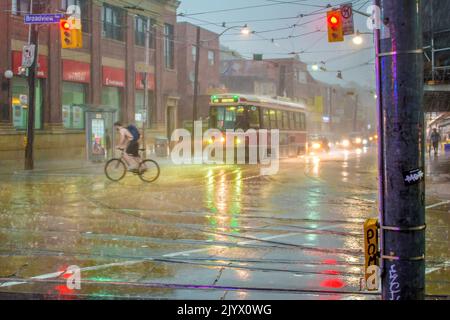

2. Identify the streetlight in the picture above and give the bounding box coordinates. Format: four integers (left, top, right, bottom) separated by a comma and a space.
353, 32, 363, 45
4, 70, 13, 80
193, 24, 250, 123
352, 30, 373, 45
240, 25, 251, 36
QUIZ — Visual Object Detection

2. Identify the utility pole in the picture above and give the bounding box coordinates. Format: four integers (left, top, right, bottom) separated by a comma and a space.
192, 26, 201, 124
25, 0, 38, 170
142, 18, 151, 145
352, 93, 358, 132
377, 0, 425, 300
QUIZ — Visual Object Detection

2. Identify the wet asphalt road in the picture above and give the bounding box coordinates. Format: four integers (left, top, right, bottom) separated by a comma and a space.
0, 148, 448, 300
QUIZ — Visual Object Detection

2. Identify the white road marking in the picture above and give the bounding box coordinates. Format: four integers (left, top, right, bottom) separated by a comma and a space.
0, 223, 348, 288
426, 200, 450, 210
426, 261, 450, 275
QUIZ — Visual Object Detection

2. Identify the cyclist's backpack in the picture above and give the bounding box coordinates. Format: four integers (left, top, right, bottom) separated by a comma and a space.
127, 125, 141, 142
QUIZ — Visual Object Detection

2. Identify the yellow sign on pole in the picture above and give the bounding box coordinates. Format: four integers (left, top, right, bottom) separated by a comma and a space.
364, 218, 379, 291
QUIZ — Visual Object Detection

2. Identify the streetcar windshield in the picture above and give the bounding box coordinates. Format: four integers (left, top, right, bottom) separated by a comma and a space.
210, 106, 248, 130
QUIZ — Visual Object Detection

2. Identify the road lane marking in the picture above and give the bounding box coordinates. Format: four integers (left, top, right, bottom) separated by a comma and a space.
426, 260, 450, 275
0, 223, 349, 288
426, 200, 450, 210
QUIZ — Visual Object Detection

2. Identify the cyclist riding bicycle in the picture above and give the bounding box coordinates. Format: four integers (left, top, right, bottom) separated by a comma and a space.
114, 122, 141, 172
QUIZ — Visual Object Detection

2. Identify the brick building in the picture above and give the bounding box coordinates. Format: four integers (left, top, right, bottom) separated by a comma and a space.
176, 22, 222, 128
0, 0, 180, 162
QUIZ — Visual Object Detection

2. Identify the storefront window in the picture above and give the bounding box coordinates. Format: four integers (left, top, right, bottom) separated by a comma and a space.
11, 77, 42, 130
135, 91, 145, 128
102, 87, 121, 121
62, 82, 86, 129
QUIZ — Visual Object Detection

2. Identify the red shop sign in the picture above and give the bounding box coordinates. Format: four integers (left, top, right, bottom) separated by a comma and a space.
12, 51, 48, 78
103, 66, 125, 87
135, 72, 155, 90
63, 60, 91, 83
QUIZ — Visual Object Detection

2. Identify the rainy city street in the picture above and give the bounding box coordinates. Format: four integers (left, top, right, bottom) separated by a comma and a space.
0, 148, 448, 300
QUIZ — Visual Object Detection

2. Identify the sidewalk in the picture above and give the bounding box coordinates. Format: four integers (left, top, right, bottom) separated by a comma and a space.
426, 149, 450, 200
0, 156, 174, 175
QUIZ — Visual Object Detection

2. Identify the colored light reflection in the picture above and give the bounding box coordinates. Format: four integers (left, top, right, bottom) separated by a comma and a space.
205, 168, 243, 235
320, 278, 346, 289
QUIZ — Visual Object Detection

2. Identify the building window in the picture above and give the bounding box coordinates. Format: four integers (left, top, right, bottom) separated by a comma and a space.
60, 0, 90, 33
135, 16, 154, 47
192, 45, 197, 62
12, 0, 45, 16
208, 50, 215, 66
11, 78, 43, 130
164, 24, 175, 69
62, 82, 86, 129
102, 4, 125, 41
101, 87, 121, 121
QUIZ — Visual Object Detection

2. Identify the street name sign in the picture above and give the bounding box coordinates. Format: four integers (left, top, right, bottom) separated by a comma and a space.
24, 14, 64, 25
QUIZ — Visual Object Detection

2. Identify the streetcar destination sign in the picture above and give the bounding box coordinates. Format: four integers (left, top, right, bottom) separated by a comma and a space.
24, 14, 65, 24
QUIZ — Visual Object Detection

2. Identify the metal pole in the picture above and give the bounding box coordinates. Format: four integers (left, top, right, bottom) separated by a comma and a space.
373, 0, 386, 294
329, 88, 333, 133
192, 26, 201, 123
353, 94, 358, 132
378, 0, 425, 300
430, 0, 435, 82
25, 1, 38, 170
142, 18, 150, 147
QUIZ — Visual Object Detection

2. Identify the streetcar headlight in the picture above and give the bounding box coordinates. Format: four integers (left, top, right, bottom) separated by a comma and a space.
312, 143, 322, 150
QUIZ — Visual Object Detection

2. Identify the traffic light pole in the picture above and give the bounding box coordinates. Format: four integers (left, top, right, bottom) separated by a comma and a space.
25, 6, 38, 170
377, 1, 426, 300
352, 94, 358, 132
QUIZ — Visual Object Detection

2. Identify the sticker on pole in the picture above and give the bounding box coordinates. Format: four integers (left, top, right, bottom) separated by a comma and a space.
403, 168, 424, 186
363, 218, 379, 291
340, 3, 355, 36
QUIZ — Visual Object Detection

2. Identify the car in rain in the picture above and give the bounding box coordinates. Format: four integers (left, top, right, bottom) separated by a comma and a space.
308, 134, 330, 155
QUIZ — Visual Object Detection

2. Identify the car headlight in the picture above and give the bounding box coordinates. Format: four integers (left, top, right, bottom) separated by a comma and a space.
342, 140, 350, 147
355, 138, 362, 144
363, 139, 368, 145
312, 143, 321, 150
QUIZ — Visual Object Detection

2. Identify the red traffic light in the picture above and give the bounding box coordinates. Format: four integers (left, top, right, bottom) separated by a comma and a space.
328, 14, 339, 26
60, 20, 71, 31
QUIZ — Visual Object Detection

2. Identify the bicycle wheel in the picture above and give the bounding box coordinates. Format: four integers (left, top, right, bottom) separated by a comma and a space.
105, 159, 127, 182
138, 159, 160, 183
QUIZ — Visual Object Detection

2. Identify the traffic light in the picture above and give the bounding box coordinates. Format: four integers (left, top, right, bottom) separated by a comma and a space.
327, 10, 344, 43
60, 19, 82, 49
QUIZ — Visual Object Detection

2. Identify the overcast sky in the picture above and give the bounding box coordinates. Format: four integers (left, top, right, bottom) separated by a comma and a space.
178, 0, 376, 89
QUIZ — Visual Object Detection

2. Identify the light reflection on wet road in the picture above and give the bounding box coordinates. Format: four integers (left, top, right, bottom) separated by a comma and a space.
0, 148, 448, 300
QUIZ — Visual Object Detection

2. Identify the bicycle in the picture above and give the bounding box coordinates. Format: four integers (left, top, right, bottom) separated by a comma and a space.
104, 148, 160, 183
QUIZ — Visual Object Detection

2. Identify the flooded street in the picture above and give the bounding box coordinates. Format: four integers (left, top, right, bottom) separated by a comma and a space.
0, 149, 448, 299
